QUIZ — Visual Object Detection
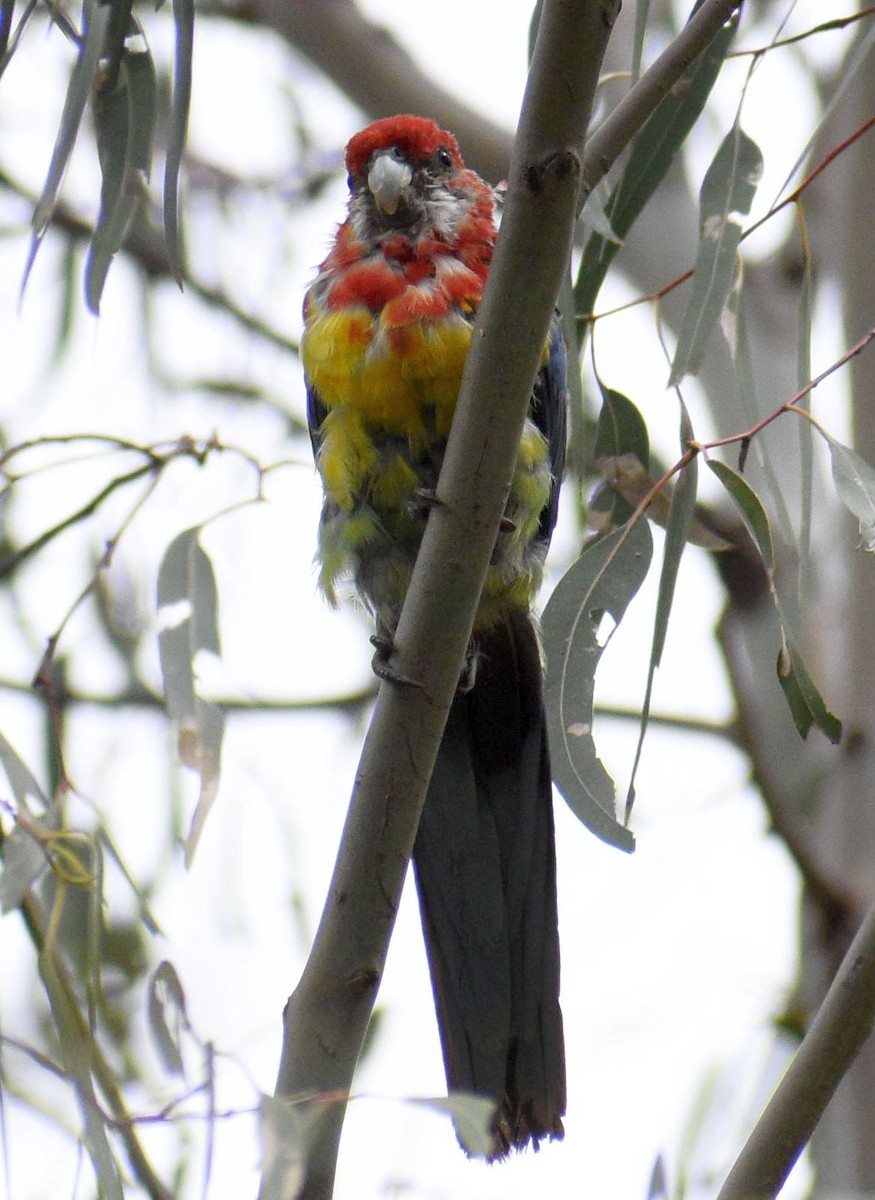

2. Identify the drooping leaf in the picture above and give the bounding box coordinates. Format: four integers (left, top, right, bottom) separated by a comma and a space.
796, 219, 815, 570
630, 0, 650, 84
730, 296, 796, 547
646, 1154, 669, 1200
163, 0, 195, 283
593, 386, 650, 468
22, 0, 112, 293
86, 42, 157, 313
626, 407, 698, 820
0, 728, 47, 810
157, 528, 225, 865
147, 960, 190, 1076
590, 386, 651, 529
708, 460, 774, 570
777, 634, 842, 744
410, 1094, 497, 1158
826, 436, 875, 552
0, 823, 47, 912
39, 951, 125, 1200
575, 0, 739, 319
669, 123, 764, 385
709, 460, 841, 742
0, 0, 20, 71
543, 520, 653, 852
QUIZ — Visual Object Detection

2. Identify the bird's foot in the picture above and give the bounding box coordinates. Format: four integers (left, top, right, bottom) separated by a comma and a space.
369, 633, 423, 687
407, 487, 446, 519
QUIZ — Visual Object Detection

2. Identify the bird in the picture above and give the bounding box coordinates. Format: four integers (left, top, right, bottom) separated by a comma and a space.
302, 114, 567, 1156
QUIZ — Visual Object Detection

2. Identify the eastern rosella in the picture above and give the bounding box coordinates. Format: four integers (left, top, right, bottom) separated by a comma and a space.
303, 115, 567, 1154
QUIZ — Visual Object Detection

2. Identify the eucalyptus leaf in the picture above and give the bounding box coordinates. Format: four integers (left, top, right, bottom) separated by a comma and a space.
543, 520, 653, 851
626, 407, 697, 821
157, 528, 225, 864
669, 124, 764, 384
147, 960, 189, 1076
576, 0, 738, 318
827, 436, 875, 551
23, 0, 112, 293
411, 1093, 497, 1158
164, 0, 195, 283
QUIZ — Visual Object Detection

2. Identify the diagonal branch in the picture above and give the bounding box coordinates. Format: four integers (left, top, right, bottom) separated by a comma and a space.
716, 894, 875, 1200
266, 1, 746, 1196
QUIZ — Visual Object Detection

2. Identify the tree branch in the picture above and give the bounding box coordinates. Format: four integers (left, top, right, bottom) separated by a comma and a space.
265, 2, 750, 1195
716, 894, 875, 1200
265, 3, 618, 1196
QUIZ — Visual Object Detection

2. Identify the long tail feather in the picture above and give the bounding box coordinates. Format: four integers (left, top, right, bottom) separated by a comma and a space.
412, 609, 566, 1155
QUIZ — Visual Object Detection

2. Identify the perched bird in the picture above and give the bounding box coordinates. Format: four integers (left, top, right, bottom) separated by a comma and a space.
302, 115, 567, 1155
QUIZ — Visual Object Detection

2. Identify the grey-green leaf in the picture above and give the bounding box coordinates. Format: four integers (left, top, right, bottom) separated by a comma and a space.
157, 528, 225, 864
827, 436, 875, 551
626, 410, 697, 821
669, 124, 764, 385
147, 960, 189, 1076
164, 0, 195, 283
575, 1, 738, 318
708, 459, 774, 571
23, 0, 112, 293
411, 1094, 497, 1158
86, 45, 157, 313
543, 520, 653, 852
777, 636, 842, 744
0, 728, 47, 810
0, 823, 47, 912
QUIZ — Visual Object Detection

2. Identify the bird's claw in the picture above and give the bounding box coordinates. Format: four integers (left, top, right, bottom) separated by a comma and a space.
369, 633, 423, 687
407, 487, 446, 518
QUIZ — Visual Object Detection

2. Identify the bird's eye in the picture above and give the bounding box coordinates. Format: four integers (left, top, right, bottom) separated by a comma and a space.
436, 147, 453, 169
389, 145, 405, 160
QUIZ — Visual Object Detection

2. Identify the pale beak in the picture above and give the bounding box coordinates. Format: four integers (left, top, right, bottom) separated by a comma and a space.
367, 152, 414, 216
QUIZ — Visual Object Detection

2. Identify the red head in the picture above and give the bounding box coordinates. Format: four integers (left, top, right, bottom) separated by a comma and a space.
345, 116, 464, 181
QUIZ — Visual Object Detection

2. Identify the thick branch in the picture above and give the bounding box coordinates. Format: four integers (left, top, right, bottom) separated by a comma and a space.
266, 3, 617, 1197
266, 2, 752, 1195
716, 895, 875, 1200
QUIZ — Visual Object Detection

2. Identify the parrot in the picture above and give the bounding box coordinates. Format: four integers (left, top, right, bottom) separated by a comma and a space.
302, 115, 567, 1155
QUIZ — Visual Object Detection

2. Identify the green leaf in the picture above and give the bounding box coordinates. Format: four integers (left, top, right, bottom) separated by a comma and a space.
39, 951, 125, 1200
0, 824, 47, 912
164, 0, 195, 283
0, 727, 47, 810
710, 460, 841, 742
730, 295, 796, 547
591, 387, 650, 528
669, 123, 764, 385
23, 0, 112, 293
826, 436, 875, 551
777, 635, 842, 744
626, 408, 698, 821
410, 1094, 497, 1158
594, 386, 650, 467
646, 1154, 669, 1200
543, 520, 653, 852
796, 239, 815, 570
575, 1, 738, 318
157, 528, 225, 865
708, 460, 774, 570
86, 43, 157, 313
147, 960, 189, 1076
